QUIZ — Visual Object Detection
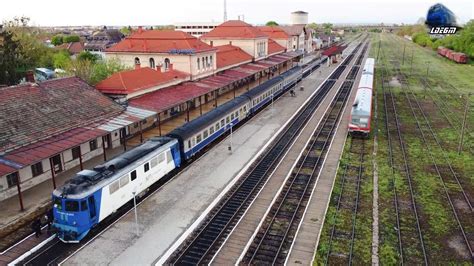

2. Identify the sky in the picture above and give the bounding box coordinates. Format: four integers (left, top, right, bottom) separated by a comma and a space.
1, 0, 473, 26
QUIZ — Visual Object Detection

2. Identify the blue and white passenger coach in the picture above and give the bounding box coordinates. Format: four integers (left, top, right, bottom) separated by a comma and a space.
168, 96, 250, 160
52, 137, 181, 242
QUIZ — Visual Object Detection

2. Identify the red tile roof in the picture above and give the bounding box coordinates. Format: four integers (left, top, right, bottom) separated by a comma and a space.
279, 25, 305, 36
56, 42, 84, 54
215, 45, 253, 69
106, 30, 216, 54
258, 26, 290, 39
0, 77, 124, 154
95, 67, 189, 95
202, 20, 267, 39
267, 39, 286, 55
0, 126, 106, 176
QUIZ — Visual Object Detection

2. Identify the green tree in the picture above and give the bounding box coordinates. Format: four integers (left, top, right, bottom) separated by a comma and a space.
265, 21, 279, 26
90, 59, 130, 84
0, 28, 22, 85
307, 23, 320, 30
51, 35, 63, 46
120, 26, 131, 36
77, 51, 99, 63
63, 35, 80, 43
53, 50, 72, 69
322, 23, 333, 34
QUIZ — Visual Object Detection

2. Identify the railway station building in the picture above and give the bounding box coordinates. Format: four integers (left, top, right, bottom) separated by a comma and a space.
0, 77, 155, 208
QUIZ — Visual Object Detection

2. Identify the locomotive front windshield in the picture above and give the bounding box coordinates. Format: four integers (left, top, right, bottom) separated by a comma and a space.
65, 200, 80, 212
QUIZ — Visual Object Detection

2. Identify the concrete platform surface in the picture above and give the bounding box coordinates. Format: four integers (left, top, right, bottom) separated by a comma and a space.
64, 63, 337, 265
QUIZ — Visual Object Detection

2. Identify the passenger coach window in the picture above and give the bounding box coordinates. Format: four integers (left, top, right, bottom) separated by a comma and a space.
196, 134, 202, 143
144, 162, 150, 172
188, 140, 192, 149
226, 116, 230, 123
65, 200, 79, 212
215, 123, 220, 130
131, 170, 137, 181
81, 200, 88, 211
221, 119, 225, 127
120, 175, 129, 187
210, 126, 215, 134
203, 130, 208, 138
231, 113, 234, 120
166, 150, 172, 163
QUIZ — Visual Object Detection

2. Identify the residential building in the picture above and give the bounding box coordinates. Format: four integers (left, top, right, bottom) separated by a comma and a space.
174, 22, 220, 37
55, 41, 84, 58
85, 28, 124, 58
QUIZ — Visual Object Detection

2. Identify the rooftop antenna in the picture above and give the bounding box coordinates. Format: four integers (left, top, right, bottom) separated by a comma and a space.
224, 0, 228, 21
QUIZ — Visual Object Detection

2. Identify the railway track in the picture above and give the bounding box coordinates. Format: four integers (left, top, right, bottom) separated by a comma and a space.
166, 42, 365, 265
419, 78, 474, 153
323, 137, 367, 265
241, 77, 357, 265
400, 73, 474, 261
382, 66, 429, 265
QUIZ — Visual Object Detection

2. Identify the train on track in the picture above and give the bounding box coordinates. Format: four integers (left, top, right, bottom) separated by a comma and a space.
437, 46, 468, 64
348, 58, 375, 136
51, 58, 329, 242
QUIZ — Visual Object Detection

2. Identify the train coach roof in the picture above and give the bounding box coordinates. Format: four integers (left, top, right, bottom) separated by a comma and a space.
242, 76, 283, 98
358, 73, 373, 90
280, 66, 302, 78
352, 88, 372, 116
167, 96, 249, 140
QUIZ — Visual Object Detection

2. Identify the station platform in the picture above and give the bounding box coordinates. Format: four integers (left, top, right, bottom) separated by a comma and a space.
63, 57, 337, 265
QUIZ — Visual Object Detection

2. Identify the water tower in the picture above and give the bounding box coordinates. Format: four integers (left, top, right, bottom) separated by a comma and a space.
290, 11, 308, 25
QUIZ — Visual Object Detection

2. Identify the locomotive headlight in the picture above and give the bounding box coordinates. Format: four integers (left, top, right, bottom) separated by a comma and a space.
73, 221, 77, 225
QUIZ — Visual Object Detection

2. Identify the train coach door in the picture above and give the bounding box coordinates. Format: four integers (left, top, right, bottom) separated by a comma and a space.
88, 196, 97, 220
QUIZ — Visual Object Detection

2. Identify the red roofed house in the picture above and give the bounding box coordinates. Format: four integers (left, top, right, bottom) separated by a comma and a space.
201, 20, 269, 61
96, 67, 190, 101
55, 42, 85, 58
215, 45, 253, 71
106, 28, 217, 80
258, 26, 292, 51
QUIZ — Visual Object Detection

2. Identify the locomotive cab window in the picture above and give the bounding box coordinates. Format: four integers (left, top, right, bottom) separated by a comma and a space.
54, 197, 62, 210
131, 170, 137, 181
65, 200, 79, 212
144, 162, 150, 172
81, 200, 88, 211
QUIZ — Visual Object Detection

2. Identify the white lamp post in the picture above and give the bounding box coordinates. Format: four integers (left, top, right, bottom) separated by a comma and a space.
132, 191, 139, 237
229, 122, 234, 153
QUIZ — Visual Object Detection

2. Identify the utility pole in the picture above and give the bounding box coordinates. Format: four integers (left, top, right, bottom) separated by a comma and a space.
458, 93, 471, 154
402, 44, 406, 65
410, 50, 414, 74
